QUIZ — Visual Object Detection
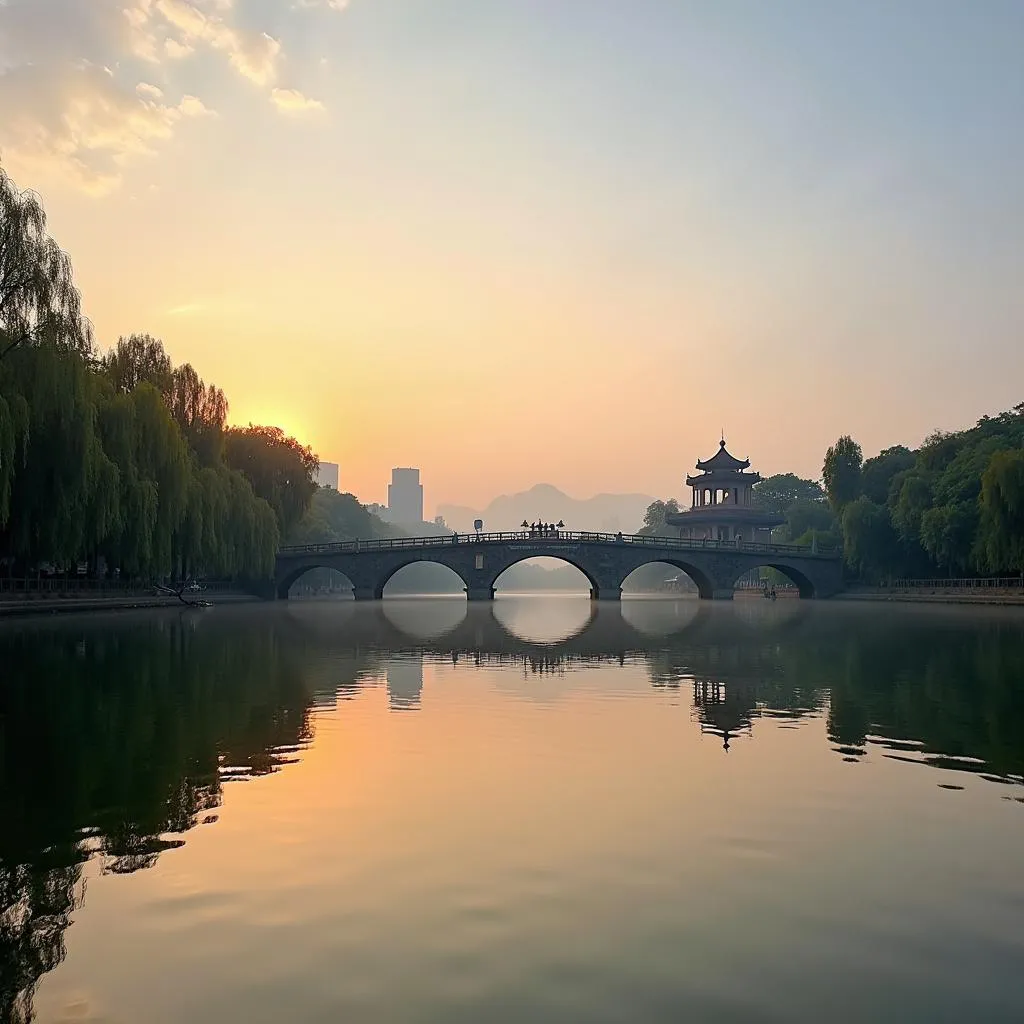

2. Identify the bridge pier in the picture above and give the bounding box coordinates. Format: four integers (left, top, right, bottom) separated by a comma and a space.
352, 586, 377, 601
591, 586, 622, 601
466, 586, 495, 602
711, 588, 735, 601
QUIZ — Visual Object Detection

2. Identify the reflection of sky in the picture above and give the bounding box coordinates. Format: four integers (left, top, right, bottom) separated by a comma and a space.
382, 599, 467, 640
6, 600, 1024, 1023
492, 596, 595, 645
31, 636, 1024, 1024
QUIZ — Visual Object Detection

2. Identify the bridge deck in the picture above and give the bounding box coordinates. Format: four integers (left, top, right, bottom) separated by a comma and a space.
278, 530, 837, 560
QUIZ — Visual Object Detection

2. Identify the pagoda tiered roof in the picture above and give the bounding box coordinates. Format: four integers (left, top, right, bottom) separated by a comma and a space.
694, 440, 750, 473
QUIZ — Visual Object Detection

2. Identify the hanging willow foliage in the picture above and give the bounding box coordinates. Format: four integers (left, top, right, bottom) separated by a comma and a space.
0, 386, 29, 525
0, 167, 93, 362
0, 164, 310, 580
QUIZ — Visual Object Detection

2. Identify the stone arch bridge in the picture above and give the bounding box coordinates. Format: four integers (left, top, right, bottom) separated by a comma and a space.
273, 531, 843, 601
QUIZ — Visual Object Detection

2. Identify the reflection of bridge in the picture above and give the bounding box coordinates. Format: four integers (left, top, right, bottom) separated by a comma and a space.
282, 598, 812, 669
274, 531, 843, 601
284, 600, 827, 746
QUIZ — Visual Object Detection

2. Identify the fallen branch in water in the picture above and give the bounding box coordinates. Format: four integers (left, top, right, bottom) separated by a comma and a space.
154, 580, 212, 608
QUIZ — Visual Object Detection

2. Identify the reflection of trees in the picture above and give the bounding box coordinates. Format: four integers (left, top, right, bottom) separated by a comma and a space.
0, 858, 84, 1024
647, 640, 830, 746
4, 602, 1024, 1020
0, 612, 315, 1023
639, 606, 1024, 779
291, 602, 1024, 780
822, 612, 1024, 778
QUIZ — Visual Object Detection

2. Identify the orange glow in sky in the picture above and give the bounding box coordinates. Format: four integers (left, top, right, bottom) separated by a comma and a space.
4, 2, 1023, 513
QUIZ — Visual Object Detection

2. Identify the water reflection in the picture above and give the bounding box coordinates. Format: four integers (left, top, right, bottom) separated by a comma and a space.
0, 614, 314, 1023
386, 656, 424, 711
491, 596, 595, 645
381, 598, 466, 640
2, 599, 1024, 1021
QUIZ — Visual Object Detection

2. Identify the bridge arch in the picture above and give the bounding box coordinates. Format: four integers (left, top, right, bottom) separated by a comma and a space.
623, 558, 716, 600
378, 559, 471, 600
491, 554, 600, 598
731, 562, 816, 599
277, 562, 356, 599
621, 559, 713, 597
492, 555, 595, 595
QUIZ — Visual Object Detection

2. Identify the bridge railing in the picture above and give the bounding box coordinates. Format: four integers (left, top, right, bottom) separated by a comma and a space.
278, 531, 838, 560
888, 576, 1024, 591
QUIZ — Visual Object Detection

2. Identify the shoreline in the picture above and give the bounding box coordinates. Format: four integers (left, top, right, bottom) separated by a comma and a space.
4, 589, 1024, 617
0, 593, 259, 618
835, 590, 1024, 607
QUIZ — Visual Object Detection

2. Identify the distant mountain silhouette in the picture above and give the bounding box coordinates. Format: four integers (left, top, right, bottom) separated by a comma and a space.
438, 484, 657, 535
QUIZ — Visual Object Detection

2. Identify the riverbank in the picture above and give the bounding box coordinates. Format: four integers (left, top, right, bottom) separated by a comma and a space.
0, 592, 259, 617
837, 587, 1024, 606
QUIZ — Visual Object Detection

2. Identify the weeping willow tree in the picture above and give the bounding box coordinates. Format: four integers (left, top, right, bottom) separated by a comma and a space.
0, 387, 29, 526
978, 449, 1024, 573
0, 163, 305, 582
0, 166, 92, 363
1, 345, 112, 565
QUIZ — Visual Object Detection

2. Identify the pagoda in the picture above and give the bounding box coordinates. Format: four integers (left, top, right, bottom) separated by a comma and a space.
666, 438, 784, 543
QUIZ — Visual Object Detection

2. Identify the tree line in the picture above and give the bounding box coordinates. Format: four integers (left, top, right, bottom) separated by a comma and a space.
824, 405, 1024, 580
0, 165, 322, 582
639, 404, 1024, 584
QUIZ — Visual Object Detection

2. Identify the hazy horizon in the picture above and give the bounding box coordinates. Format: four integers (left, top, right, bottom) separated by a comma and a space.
3, 0, 1022, 510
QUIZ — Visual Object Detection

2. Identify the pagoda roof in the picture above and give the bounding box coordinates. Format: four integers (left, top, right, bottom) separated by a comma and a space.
686, 469, 760, 487
667, 507, 784, 528
695, 439, 750, 473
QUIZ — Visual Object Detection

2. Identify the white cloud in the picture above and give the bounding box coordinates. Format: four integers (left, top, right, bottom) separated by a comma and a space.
164, 37, 195, 60
292, 0, 349, 10
179, 93, 215, 117
0, 0, 341, 193
270, 88, 325, 114
1, 63, 199, 195
130, 0, 283, 86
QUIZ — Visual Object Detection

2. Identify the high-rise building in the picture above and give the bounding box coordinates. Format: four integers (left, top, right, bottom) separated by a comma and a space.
387, 467, 423, 525
316, 462, 340, 490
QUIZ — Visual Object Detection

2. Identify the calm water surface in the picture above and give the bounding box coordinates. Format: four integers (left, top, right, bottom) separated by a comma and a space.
2, 597, 1023, 1023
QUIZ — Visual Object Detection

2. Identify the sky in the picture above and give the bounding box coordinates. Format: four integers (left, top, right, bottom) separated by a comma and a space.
2, 0, 1023, 514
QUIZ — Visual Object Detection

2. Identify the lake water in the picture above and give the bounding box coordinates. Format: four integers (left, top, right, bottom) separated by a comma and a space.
2, 597, 1023, 1023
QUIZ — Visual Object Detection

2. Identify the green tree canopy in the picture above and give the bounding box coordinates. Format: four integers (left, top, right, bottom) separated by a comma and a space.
751, 473, 825, 513
823, 436, 863, 512
978, 449, 1024, 573
0, 166, 93, 362
0, 164, 290, 583
841, 497, 899, 581
167, 363, 229, 466
101, 333, 173, 396
861, 445, 916, 504
287, 488, 400, 546
638, 499, 680, 536
824, 404, 1024, 581
224, 425, 319, 539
